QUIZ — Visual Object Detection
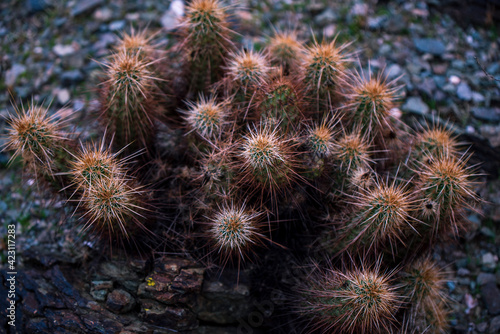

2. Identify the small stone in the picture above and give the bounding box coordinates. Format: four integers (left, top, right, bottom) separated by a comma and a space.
487, 63, 500, 75
106, 289, 135, 314
5, 64, 26, 86
482, 253, 498, 269
480, 125, 500, 148
465, 293, 478, 312
457, 268, 471, 276
94, 7, 113, 22
73, 99, 85, 112
402, 96, 429, 115
472, 92, 485, 104
350, 3, 368, 16
109, 20, 125, 31
27, 0, 47, 13
457, 82, 472, 101
452, 59, 466, 70
379, 44, 392, 56
125, 13, 140, 21
417, 77, 436, 98
60, 70, 84, 87
414, 38, 446, 56
53, 44, 75, 57
490, 315, 500, 333
477, 322, 488, 332
471, 107, 500, 122
367, 16, 386, 30
386, 64, 403, 80
161, 0, 185, 30
482, 282, 500, 315
458, 277, 471, 285
314, 8, 338, 26
449, 75, 461, 85
57, 89, 70, 105
432, 63, 448, 74
71, 0, 105, 16
323, 24, 336, 38
480, 226, 496, 238
478, 273, 497, 286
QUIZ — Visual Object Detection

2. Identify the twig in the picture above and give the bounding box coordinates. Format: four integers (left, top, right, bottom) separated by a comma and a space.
475, 56, 500, 82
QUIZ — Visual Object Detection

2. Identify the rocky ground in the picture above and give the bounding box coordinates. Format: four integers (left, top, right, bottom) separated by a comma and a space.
0, 0, 500, 333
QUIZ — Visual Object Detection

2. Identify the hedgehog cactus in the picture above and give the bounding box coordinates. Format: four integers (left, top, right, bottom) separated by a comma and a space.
301, 264, 401, 334
344, 68, 401, 141
337, 177, 416, 255
239, 123, 300, 196
179, 0, 233, 92
207, 203, 264, 264
2, 7, 485, 334
100, 51, 162, 153
81, 174, 149, 242
301, 38, 352, 105
266, 30, 303, 71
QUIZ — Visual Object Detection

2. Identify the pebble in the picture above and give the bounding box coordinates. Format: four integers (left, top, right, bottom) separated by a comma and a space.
482, 282, 500, 315
386, 64, 403, 79
477, 322, 488, 332
472, 92, 486, 104
60, 70, 84, 87
109, 20, 125, 31
482, 253, 499, 269
414, 38, 446, 56
314, 8, 338, 26
449, 75, 461, 85
27, 0, 48, 14
324, 24, 336, 38
432, 63, 448, 75
53, 44, 75, 57
402, 96, 429, 115
457, 82, 472, 101
350, 3, 368, 16
94, 8, 113, 22
478, 273, 497, 286
71, 0, 105, 17
457, 268, 471, 276
490, 316, 500, 333
5, 64, 26, 86
106, 289, 136, 314
56, 88, 70, 105
471, 107, 500, 122
367, 16, 386, 30
161, 0, 185, 31
480, 226, 496, 238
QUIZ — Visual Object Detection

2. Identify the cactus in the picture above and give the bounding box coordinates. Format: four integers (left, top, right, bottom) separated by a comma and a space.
68, 140, 128, 193
206, 203, 265, 264
178, 0, 233, 92
239, 123, 300, 195
343, 68, 401, 140
301, 37, 352, 105
332, 129, 372, 176
337, 176, 416, 255
255, 74, 307, 130
266, 30, 303, 71
301, 263, 401, 334
81, 173, 149, 242
182, 95, 231, 141
401, 258, 449, 334
417, 153, 479, 237
3, 9, 484, 333
99, 50, 162, 153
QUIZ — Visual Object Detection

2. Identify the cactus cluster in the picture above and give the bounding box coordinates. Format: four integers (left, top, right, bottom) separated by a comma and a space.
3, 1, 482, 332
